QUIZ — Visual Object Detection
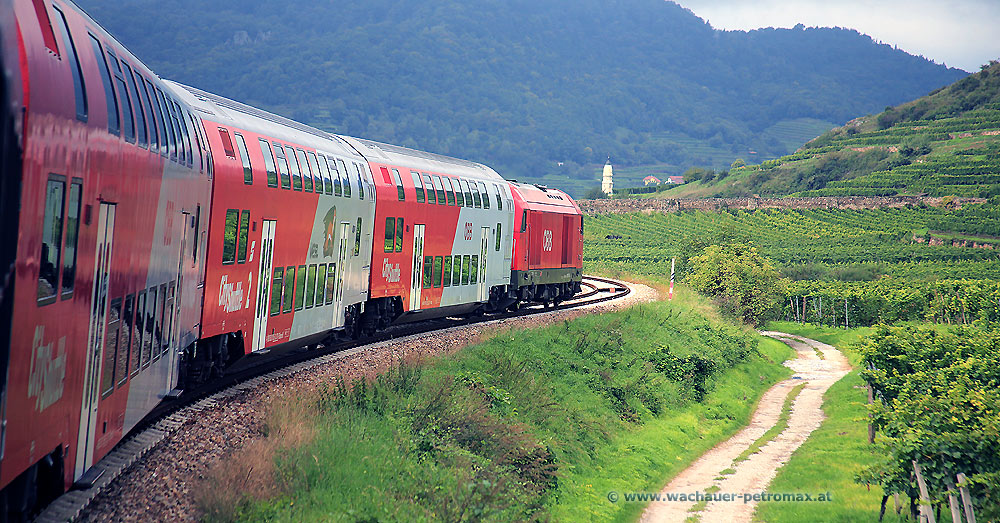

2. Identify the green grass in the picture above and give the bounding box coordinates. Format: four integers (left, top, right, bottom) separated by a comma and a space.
232, 294, 795, 522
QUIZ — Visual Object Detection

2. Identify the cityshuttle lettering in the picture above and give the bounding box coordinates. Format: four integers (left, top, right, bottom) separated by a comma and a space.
218, 274, 245, 313
382, 258, 401, 283
28, 326, 66, 413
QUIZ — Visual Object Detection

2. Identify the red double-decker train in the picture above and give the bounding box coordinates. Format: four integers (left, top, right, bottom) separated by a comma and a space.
0, 0, 583, 517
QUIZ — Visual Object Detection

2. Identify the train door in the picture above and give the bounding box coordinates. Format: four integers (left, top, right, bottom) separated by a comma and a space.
167, 211, 191, 386
75, 202, 116, 479
334, 222, 350, 324
251, 220, 276, 352
479, 226, 489, 302
409, 224, 425, 310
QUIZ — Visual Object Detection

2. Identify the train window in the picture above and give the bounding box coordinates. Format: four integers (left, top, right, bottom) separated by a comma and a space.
296, 149, 312, 192
338, 159, 351, 198
461, 255, 471, 285
443, 256, 452, 287
137, 76, 157, 150
317, 154, 332, 195
325, 264, 337, 305
395, 217, 404, 253
392, 169, 405, 201
218, 128, 236, 158
354, 163, 365, 200
145, 79, 167, 156
38, 177, 65, 304
354, 217, 362, 256
259, 139, 278, 187
328, 157, 342, 196
154, 87, 176, 160
53, 7, 87, 122
32, 0, 59, 55
454, 179, 465, 206
496, 223, 502, 252
107, 53, 135, 143
305, 265, 317, 309
143, 286, 157, 369
175, 102, 193, 166
122, 62, 147, 147
273, 143, 291, 189
101, 297, 123, 398
470, 255, 479, 284
479, 182, 490, 209
282, 266, 295, 313
379, 166, 391, 184
432, 176, 445, 205
458, 179, 472, 207
237, 211, 250, 263
315, 264, 327, 305
452, 255, 461, 285
269, 267, 284, 316
412, 172, 425, 203
521, 210, 527, 232
188, 112, 203, 171
307, 152, 322, 193
384, 217, 395, 253
294, 265, 306, 310
132, 291, 145, 375
422, 175, 436, 204
444, 178, 456, 206
221, 209, 239, 264
234, 133, 253, 184
61, 180, 82, 298
155, 283, 167, 359
471, 182, 482, 208
423, 256, 433, 289
433, 256, 443, 288
118, 293, 134, 387
89, 35, 119, 136
493, 184, 503, 210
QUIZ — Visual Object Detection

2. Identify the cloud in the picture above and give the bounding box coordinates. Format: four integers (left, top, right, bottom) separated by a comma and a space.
676, 0, 1000, 72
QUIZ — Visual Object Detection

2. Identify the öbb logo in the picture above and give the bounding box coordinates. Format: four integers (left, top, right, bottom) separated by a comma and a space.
543, 230, 553, 252
464, 222, 474, 241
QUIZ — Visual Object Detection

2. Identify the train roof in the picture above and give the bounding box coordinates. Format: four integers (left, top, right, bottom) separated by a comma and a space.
339, 136, 505, 183
508, 181, 580, 214
166, 82, 363, 160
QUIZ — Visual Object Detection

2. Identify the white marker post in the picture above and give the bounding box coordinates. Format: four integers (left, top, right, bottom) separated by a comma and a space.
669, 257, 675, 300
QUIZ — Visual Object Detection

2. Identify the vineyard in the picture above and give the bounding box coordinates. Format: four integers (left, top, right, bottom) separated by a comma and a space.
584, 205, 1000, 326
677, 62, 1000, 199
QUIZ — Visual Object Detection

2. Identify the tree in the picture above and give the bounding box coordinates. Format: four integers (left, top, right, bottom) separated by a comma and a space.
683, 167, 710, 184
686, 243, 786, 326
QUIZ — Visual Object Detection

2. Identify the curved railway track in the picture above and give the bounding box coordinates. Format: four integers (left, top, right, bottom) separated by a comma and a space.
36, 276, 631, 522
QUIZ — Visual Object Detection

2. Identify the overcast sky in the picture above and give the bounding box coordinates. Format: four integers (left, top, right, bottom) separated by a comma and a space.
676, 0, 999, 72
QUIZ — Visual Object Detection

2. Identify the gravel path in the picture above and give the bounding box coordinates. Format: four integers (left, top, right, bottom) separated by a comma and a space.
640, 332, 851, 523
78, 280, 657, 522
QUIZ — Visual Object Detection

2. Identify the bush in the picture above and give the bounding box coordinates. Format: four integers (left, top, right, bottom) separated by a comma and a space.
686, 242, 787, 326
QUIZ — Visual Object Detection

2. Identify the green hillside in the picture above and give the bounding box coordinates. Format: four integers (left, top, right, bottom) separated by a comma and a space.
77, 0, 964, 196
676, 61, 1000, 198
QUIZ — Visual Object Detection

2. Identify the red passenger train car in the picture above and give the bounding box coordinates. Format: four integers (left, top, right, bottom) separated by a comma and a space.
1, 0, 211, 516
0, 0, 586, 518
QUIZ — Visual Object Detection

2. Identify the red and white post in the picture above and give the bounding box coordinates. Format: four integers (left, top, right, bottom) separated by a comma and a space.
669, 257, 675, 300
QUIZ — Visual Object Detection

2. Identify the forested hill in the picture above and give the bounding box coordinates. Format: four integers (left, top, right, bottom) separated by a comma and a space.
79, 0, 966, 193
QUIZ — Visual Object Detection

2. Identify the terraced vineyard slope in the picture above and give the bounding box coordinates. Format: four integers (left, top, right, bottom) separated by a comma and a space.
673, 61, 1000, 198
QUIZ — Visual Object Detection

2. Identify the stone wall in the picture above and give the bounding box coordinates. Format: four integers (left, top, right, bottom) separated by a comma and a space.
578, 196, 987, 215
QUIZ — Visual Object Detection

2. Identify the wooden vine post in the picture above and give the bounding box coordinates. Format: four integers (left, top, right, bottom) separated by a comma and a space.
913, 461, 936, 523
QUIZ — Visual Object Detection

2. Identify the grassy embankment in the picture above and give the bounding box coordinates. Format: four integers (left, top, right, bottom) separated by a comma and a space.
200, 287, 794, 522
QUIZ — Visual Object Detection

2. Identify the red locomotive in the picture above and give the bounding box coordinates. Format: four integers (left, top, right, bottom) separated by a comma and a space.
0, 0, 584, 518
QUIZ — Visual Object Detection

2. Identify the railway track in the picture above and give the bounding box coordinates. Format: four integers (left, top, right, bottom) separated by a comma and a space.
35, 276, 630, 522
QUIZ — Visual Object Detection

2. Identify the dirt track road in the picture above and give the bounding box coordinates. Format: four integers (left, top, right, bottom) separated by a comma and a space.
640, 332, 851, 523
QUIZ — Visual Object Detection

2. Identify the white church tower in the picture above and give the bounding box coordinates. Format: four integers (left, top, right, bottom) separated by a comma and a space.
602, 157, 614, 196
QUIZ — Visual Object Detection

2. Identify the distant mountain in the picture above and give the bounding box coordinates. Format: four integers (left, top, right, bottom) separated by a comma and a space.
668, 61, 1000, 199
79, 0, 967, 194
